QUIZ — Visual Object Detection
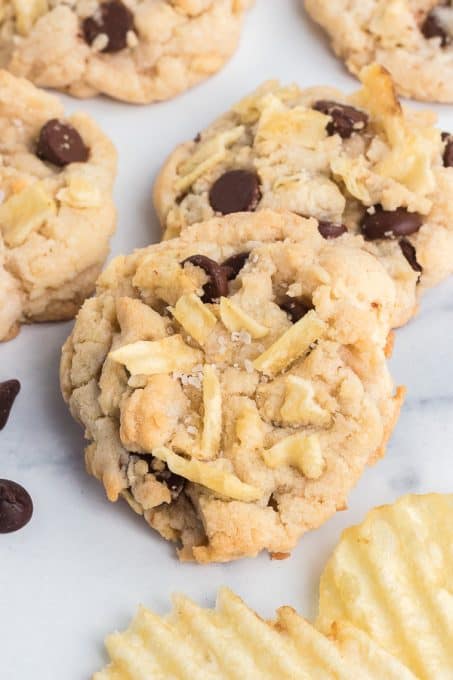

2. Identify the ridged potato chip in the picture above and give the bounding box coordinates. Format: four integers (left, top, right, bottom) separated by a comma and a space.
317, 493, 453, 679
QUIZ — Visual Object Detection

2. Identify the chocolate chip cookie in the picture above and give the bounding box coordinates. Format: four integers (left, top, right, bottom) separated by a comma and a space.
61, 210, 403, 563
0, 70, 117, 341
0, 1, 253, 103
305, 0, 453, 103
154, 64, 453, 327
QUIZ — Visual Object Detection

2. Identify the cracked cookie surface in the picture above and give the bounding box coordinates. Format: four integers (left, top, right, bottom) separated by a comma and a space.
0, 0, 253, 103
61, 210, 403, 563
154, 64, 453, 328
305, 0, 453, 103
0, 69, 117, 341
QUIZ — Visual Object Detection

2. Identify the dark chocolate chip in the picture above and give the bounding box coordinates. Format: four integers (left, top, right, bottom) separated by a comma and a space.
313, 100, 368, 139
361, 206, 423, 240
421, 12, 449, 46
318, 221, 348, 239
182, 254, 229, 302
36, 119, 89, 167
279, 296, 311, 323
221, 251, 250, 280
193, 132, 201, 143
442, 133, 453, 167
209, 170, 261, 215
400, 238, 423, 276
83, 0, 134, 53
0, 480, 33, 533
154, 469, 185, 501
0, 379, 20, 431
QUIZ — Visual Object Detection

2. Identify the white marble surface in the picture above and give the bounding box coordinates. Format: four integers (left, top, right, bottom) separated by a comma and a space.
2, 1, 453, 677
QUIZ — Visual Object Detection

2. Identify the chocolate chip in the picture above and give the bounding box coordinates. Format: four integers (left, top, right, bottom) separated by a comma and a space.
442, 133, 453, 167
313, 100, 368, 139
279, 296, 311, 323
0, 480, 33, 533
361, 206, 423, 240
83, 0, 134, 53
400, 238, 423, 276
421, 12, 449, 46
0, 379, 20, 431
154, 469, 185, 501
221, 252, 250, 280
36, 119, 89, 167
182, 254, 229, 302
318, 221, 348, 239
209, 170, 261, 215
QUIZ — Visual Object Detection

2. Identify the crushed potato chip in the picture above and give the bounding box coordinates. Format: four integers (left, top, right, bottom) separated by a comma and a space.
13, 0, 48, 36
94, 588, 419, 679
219, 296, 269, 339
57, 175, 103, 209
318, 493, 453, 679
171, 293, 217, 346
0, 182, 56, 247
153, 447, 262, 502
280, 376, 331, 427
200, 365, 222, 460
109, 336, 203, 375
254, 95, 328, 149
253, 310, 327, 376
263, 432, 325, 479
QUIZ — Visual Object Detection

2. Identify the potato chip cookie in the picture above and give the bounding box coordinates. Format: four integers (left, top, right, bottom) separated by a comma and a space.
317, 493, 453, 680
0, 1, 253, 103
305, 0, 453, 103
0, 70, 117, 341
154, 64, 453, 328
60, 210, 403, 563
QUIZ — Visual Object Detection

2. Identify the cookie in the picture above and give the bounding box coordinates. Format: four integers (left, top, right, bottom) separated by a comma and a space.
0, 70, 117, 342
61, 210, 403, 563
0, 1, 253, 103
154, 64, 453, 327
305, 0, 453, 103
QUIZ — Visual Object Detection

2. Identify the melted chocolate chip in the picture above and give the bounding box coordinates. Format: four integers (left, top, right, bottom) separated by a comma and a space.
442, 133, 453, 167
221, 252, 250, 280
36, 119, 89, 167
154, 469, 185, 501
421, 11, 449, 46
209, 170, 261, 215
83, 0, 134, 53
0, 379, 20, 431
400, 238, 423, 277
0, 480, 33, 533
318, 221, 348, 239
361, 206, 423, 240
182, 254, 229, 302
313, 100, 368, 139
279, 296, 311, 323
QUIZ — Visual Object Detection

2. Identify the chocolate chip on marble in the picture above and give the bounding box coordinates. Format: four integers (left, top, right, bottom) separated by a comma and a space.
318, 221, 348, 239
421, 11, 450, 46
0, 379, 20, 431
36, 119, 89, 167
83, 0, 134, 53
279, 296, 311, 323
400, 238, 423, 276
360, 206, 423, 240
209, 170, 261, 215
313, 100, 368, 139
182, 254, 229, 302
221, 252, 250, 280
0, 480, 33, 533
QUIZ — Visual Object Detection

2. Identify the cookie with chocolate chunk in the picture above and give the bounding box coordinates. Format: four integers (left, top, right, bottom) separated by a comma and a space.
0, 70, 117, 341
60, 210, 403, 563
0, 1, 253, 103
154, 64, 453, 327
305, 0, 453, 103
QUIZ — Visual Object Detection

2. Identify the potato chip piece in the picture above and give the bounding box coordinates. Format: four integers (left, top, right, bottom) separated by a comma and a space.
0, 182, 56, 247
317, 493, 453, 680
280, 376, 331, 427
254, 95, 328, 149
200, 365, 222, 460
94, 588, 418, 679
152, 447, 261, 502
172, 293, 217, 346
109, 336, 203, 375
57, 175, 103, 209
253, 310, 327, 376
263, 433, 324, 479
219, 296, 269, 339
